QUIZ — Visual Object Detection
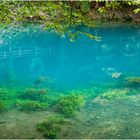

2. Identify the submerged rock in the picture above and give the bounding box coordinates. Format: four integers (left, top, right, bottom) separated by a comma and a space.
124, 77, 140, 88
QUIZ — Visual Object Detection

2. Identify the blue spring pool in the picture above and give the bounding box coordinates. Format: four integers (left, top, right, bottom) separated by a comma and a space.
0, 24, 140, 89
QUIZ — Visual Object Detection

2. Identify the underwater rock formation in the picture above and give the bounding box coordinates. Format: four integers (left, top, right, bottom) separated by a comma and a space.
124, 77, 140, 87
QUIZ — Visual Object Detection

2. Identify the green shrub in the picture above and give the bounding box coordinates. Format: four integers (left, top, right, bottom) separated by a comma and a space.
56, 94, 85, 117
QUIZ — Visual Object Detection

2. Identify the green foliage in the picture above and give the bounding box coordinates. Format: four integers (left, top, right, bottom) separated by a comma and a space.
80, 1, 91, 13
96, 0, 140, 16
98, 7, 106, 13
36, 115, 70, 139
124, 77, 140, 88
133, 8, 140, 13
0, 1, 139, 41
16, 100, 48, 112
56, 94, 85, 117
18, 88, 48, 101
0, 1, 96, 41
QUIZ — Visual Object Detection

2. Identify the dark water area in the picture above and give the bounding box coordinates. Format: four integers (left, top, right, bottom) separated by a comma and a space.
0, 23, 140, 139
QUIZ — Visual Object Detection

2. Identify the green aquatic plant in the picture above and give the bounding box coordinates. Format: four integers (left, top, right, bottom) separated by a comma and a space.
36, 115, 70, 139
101, 89, 129, 100
33, 76, 53, 87
0, 88, 18, 100
16, 100, 48, 112
0, 101, 5, 113
56, 94, 85, 117
124, 77, 140, 88
34, 76, 47, 87
18, 88, 48, 101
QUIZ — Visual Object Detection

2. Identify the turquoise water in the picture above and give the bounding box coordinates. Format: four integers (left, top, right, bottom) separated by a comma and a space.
0, 24, 140, 89
0, 24, 140, 138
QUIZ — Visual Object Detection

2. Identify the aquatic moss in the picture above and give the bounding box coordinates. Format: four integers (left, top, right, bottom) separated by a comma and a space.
16, 100, 48, 112
101, 89, 129, 100
18, 88, 48, 101
36, 115, 70, 139
55, 94, 85, 117
0, 101, 7, 112
0, 88, 18, 100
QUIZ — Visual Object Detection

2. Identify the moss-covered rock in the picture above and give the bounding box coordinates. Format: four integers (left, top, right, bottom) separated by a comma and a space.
101, 89, 129, 100
124, 77, 140, 88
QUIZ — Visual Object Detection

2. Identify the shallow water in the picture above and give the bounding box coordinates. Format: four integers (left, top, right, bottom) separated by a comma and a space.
0, 23, 140, 139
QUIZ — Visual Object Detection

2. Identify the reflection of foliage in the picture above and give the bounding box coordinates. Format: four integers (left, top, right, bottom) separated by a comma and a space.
0, 23, 40, 47
56, 94, 85, 117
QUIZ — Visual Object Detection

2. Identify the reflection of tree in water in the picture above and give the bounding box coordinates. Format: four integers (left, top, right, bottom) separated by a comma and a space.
0, 24, 41, 49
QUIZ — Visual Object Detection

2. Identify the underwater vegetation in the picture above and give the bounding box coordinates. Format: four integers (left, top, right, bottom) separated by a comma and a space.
101, 89, 130, 100
55, 94, 85, 117
0, 87, 50, 112
0, 83, 140, 138
36, 115, 71, 139
0, 88, 18, 100
0, 101, 6, 113
124, 77, 140, 88
16, 100, 48, 112
34, 76, 47, 87
18, 88, 48, 101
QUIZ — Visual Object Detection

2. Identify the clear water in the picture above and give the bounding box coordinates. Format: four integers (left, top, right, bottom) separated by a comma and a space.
0, 24, 140, 88
0, 24, 140, 139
